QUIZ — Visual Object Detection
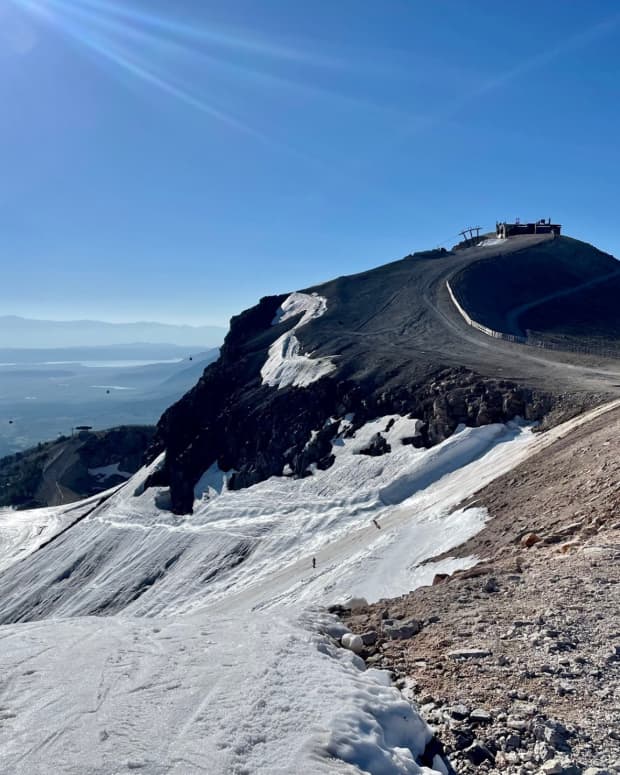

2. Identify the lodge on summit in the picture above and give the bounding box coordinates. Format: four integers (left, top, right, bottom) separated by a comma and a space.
496, 218, 561, 239
453, 218, 562, 250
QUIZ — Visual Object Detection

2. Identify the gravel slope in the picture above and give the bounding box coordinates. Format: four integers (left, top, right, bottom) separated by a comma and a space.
342, 404, 620, 774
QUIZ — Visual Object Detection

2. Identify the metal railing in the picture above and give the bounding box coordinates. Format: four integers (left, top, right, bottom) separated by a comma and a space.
446, 281, 620, 358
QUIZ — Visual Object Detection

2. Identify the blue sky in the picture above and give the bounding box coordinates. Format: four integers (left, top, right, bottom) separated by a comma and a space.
1, 0, 620, 326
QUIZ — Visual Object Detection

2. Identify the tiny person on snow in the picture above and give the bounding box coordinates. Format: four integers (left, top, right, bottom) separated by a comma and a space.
312, 557, 316, 569
372, 519, 381, 529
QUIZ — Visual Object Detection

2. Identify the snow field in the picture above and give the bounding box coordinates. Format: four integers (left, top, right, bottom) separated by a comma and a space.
0, 487, 120, 575
1, 401, 616, 773
0, 418, 516, 623
0, 605, 442, 775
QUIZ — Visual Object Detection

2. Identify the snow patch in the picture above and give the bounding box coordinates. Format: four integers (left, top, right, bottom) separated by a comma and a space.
193, 462, 234, 502
270, 290, 328, 327
261, 292, 336, 389
88, 462, 132, 479
332, 415, 422, 457
320, 615, 436, 774
0, 607, 440, 774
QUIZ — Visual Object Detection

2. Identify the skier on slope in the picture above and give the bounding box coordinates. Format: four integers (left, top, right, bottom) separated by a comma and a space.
312, 557, 316, 569
372, 519, 381, 529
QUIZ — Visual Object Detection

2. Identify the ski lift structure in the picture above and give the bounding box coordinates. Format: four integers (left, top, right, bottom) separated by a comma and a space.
458, 226, 482, 248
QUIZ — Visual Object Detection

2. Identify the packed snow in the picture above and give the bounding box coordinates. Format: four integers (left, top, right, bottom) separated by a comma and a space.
0, 489, 119, 575
0, 402, 615, 774
261, 291, 336, 388
88, 461, 133, 479
477, 237, 505, 247
193, 461, 234, 500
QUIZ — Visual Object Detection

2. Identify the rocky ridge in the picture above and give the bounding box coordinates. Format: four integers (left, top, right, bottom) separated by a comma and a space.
148, 340, 555, 513
0, 426, 154, 509
145, 236, 620, 514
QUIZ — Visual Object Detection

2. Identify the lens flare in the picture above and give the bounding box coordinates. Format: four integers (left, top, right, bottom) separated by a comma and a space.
13, 0, 270, 136
63, 0, 332, 65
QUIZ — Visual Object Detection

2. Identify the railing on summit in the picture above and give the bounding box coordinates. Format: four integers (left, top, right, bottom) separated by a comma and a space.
446, 281, 620, 360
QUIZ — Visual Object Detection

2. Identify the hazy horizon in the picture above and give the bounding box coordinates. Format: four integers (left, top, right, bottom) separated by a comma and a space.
0, 316, 227, 348
2, 313, 229, 328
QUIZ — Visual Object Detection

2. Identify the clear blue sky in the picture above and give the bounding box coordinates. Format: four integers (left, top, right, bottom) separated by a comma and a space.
2, 0, 620, 326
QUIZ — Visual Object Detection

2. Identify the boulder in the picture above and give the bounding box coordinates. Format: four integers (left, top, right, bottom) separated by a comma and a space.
360, 630, 378, 646
482, 576, 499, 593
469, 708, 492, 724
522, 532, 541, 547
343, 596, 369, 612
382, 619, 423, 640
504, 733, 521, 751
447, 648, 492, 660
464, 742, 494, 766
540, 759, 563, 774
448, 703, 470, 720
340, 633, 364, 654
357, 432, 391, 457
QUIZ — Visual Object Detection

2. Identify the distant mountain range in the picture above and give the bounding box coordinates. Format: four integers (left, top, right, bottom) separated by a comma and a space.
0, 316, 227, 348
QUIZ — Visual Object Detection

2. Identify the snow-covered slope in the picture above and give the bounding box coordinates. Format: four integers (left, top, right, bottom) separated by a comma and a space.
0, 402, 616, 774
0, 488, 119, 575
0, 418, 529, 622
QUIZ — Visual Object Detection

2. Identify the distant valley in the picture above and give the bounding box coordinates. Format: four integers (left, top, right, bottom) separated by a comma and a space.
0, 344, 219, 457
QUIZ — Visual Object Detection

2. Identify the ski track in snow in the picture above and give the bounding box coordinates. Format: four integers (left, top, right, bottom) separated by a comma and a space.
0, 400, 618, 774
261, 291, 336, 389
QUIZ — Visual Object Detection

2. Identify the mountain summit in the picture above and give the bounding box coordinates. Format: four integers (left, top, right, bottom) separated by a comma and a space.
146, 233, 620, 513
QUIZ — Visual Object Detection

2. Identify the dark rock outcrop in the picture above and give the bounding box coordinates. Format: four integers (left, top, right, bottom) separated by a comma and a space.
358, 432, 391, 457
0, 425, 155, 509
147, 325, 550, 513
